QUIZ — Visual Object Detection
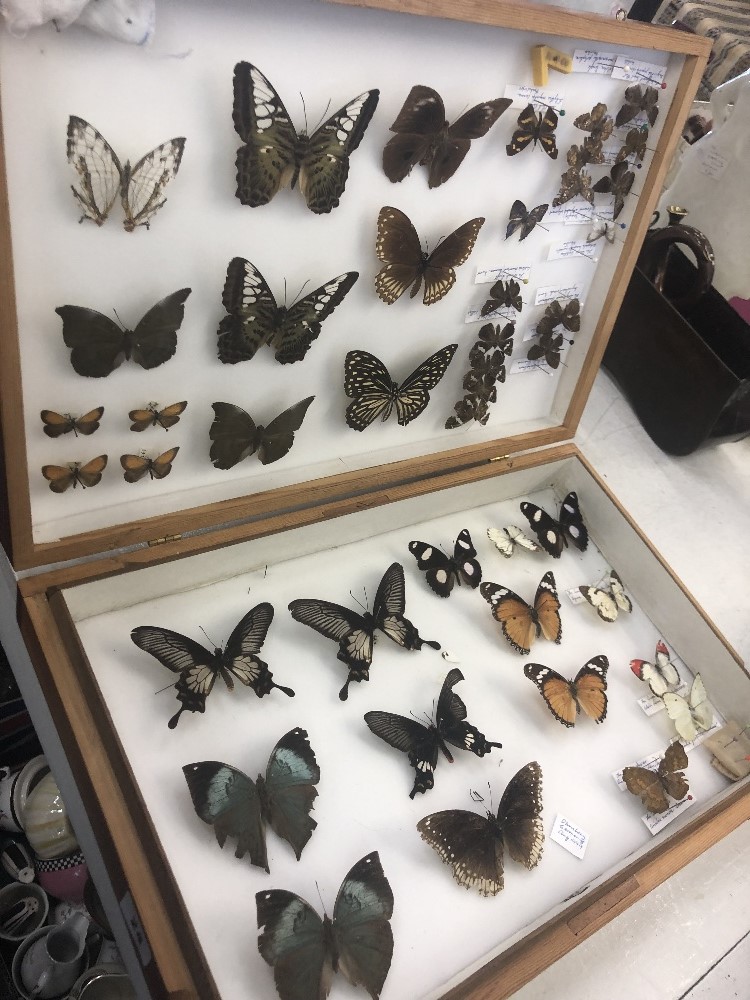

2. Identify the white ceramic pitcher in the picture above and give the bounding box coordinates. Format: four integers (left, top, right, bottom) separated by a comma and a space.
20, 911, 88, 998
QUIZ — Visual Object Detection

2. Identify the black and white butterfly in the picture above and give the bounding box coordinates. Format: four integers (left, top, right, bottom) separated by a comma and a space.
579, 569, 632, 622
209, 396, 314, 469
217, 258, 358, 365
417, 761, 544, 895
408, 529, 481, 598
233, 62, 379, 214
520, 491, 588, 557
365, 668, 502, 798
182, 728, 319, 871
506, 104, 558, 159
130, 603, 293, 728
487, 525, 540, 558
66, 116, 186, 231
344, 345, 457, 431
256, 852, 394, 1000
505, 199, 548, 241
288, 562, 439, 701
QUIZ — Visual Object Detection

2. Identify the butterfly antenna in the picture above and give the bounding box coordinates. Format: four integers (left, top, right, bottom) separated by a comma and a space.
310, 98, 332, 136
314, 881, 327, 917
289, 278, 311, 308
154, 681, 177, 695
198, 625, 218, 649
112, 308, 126, 331
349, 590, 368, 614
264, 565, 268, 578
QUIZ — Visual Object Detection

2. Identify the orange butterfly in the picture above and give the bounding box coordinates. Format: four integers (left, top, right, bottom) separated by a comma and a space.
41, 454, 108, 492
480, 571, 562, 655
129, 400, 187, 432
524, 656, 608, 727
120, 447, 179, 483
40, 407, 104, 438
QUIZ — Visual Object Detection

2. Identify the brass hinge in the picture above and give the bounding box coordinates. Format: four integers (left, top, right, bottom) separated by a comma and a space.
148, 533, 182, 547
488, 454, 513, 466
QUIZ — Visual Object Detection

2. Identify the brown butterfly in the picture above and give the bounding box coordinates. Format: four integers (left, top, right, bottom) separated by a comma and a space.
566, 137, 605, 168
622, 742, 689, 813
506, 104, 558, 159
593, 162, 635, 220
375, 207, 484, 305
552, 167, 593, 207
505, 200, 548, 242
573, 102, 613, 143
481, 279, 523, 316
537, 298, 581, 338
120, 447, 179, 483
383, 85, 511, 188
523, 656, 609, 727
527, 331, 564, 370
480, 571, 562, 655
40, 407, 104, 438
129, 401, 187, 432
615, 85, 659, 128
616, 127, 648, 164
41, 455, 108, 492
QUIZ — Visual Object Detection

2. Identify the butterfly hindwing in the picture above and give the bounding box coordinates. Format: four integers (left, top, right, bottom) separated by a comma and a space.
408, 528, 481, 597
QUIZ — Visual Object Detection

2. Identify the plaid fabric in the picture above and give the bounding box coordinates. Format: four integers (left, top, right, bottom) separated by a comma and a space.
656, 0, 750, 97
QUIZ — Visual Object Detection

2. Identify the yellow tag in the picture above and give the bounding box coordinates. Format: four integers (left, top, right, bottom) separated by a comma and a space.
532, 45, 574, 87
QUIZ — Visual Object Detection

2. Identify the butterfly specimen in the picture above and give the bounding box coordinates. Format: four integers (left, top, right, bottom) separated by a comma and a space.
520, 491, 588, 557
217, 258, 358, 365
615, 85, 659, 128
593, 161, 635, 220
289, 562, 439, 701
566, 137, 606, 169
128, 401, 187, 432
344, 345, 456, 431
130, 602, 294, 729
630, 639, 681, 697
622, 741, 689, 813
41, 454, 108, 493
505, 200, 549, 242
579, 569, 632, 622
587, 217, 616, 244
365, 668, 502, 798
120, 446, 179, 483
524, 656, 609, 727
417, 761, 543, 895
408, 529, 482, 598
506, 104, 558, 159
573, 102, 613, 144
616, 127, 648, 164
487, 525, 539, 558
383, 85, 511, 188
233, 62, 379, 214
663, 674, 715, 743
209, 396, 314, 469
66, 116, 185, 231
182, 728, 319, 871
375, 207, 484, 306
552, 167, 593, 207
527, 331, 565, 370
536, 298, 581, 339
480, 571, 562, 655
40, 407, 104, 437
256, 852, 393, 1000
481, 279, 523, 316
56, 288, 191, 378
445, 323, 513, 429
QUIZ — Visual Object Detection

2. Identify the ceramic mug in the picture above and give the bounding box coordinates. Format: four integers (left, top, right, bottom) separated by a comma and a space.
0, 756, 49, 833
20, 912, 89, 999
0, 881, 49, 941
36, 851, 89, 904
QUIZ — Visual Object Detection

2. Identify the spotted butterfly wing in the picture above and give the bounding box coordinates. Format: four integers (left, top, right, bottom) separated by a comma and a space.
487, 526, 539, 558
217, 258, 358, 365
66, 116, 185, 231
552, 167, 593, 207
233, 62, 379, 214
383, 85, 511, 188
344, 345, 457, 431
128, 401, 187, 432
663, 674, 714, 742
182, 728, 319, 871
593, 161, 635, 220
573, 102, 613, 143
408, 529, 481, 598
615, 85, 659, 128
520, 491, 588, 557
524, 655, 609, 727
130, 603, 294, 729
417, 761, 543, 896
630, 639, 681, 697
622, 741, 689, 813
365, 668, 501, 797
375, 206, 484, 305
289, 562, 439, 701
56, 288, 191, 377
579, 569, 632, 622
120, 446, 179, 483
566, 137, 605, 168
41, 407, 104, 438
505, 199, 549, 241
256, 852, 394, 1000
480, 571, 562, 655
506, 104, 558, 159
41, 454, 108, 493
209, 396, 314, 469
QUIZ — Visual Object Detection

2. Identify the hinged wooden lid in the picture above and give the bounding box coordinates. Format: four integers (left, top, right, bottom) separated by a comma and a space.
0, 0, 709, 570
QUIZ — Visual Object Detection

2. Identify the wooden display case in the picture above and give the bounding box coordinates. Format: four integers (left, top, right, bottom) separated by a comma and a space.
2, 2, 748, 999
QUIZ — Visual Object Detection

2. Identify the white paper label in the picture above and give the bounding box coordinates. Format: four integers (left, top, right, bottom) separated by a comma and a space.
503, 84, 565, 110
464, 304, 518, 325
475, 264, 532, 285
535, 283, 582, 305
642, 793, 696, 834
566, 587, 587, 605
697, 147, 729, 180
547, 239, 598, 262
611, 55, 667, 86
511, 359, 555, 377
637, 693, 666, 716
550, 814, 589, 858
546, 200, 594, 225
572, 49, 617, 75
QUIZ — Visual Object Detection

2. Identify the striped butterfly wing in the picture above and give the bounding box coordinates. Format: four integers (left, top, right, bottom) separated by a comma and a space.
372, 561, 440, 651
222, 602, 294, 698
121, 136, 186, 232
421, 217, 484, 305
374, 206, 426, 304
288, 598, 374, 701
66, 116, 123, 226
130, 625, 219, 728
